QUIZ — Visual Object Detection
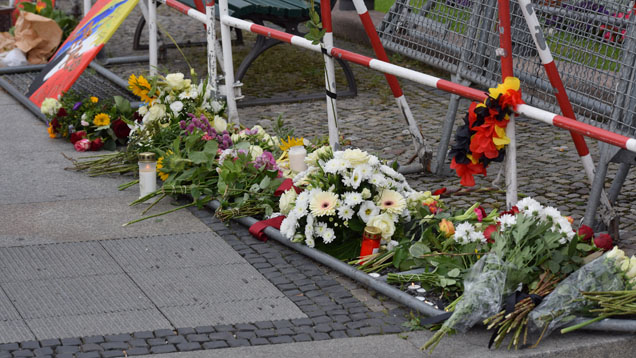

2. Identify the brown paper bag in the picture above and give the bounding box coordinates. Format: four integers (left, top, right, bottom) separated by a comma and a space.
0, 32, 15, 52
13, 11, 62, 64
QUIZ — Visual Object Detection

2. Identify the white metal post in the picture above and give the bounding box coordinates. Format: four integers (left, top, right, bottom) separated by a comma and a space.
148, 0, 157, 76
218, 0, 239, 123
504, 116, 517, 208
205, 0, 217, 96
322, 31, 339, 149
83, 0, 92, 16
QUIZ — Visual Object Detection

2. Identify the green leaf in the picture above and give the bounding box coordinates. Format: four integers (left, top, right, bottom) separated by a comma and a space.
447, 268, 461, 278
203, 140, 218, 156
547, 260, 560, 274
408, 242, 431, 258
189, 151, 208, 165
259, 176, 271, 190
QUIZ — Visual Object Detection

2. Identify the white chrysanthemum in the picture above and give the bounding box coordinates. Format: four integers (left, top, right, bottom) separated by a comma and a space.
305, 237, 315, 248
377, 189, 407, 215
309, 190, 338, 217
369, 173, 388, 188
355, 164, 373, 180
517, 197, 542, 216
379, 165, 403, 180
279, 189, 297, 215
540, 206, 561, 222
469, 230, 487, 244
358, 201, 380, 224
344, 192, 363, 207
367, 155, 380, 166
367, 213, 396, 240
454, 222, 475, 244
280, 214, 297, 239
169, 101, 184, 115
305, 214, 315, 241
294, 192, 310, 211
322, 228, 336, 244
291, 204, 308, 219
324, 158, 347, 174
337, 206, 354, 221
315, 222, 328, 237
497, 214, 517, 229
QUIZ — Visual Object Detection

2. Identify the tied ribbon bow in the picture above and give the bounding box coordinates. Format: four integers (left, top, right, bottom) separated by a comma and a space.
249, 179, 302, 242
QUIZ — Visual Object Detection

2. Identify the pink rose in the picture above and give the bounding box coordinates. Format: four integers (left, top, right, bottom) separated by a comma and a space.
74, 138, 91, 152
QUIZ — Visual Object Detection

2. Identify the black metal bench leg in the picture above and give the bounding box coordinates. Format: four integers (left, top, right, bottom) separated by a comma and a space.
235, 35, 283, 82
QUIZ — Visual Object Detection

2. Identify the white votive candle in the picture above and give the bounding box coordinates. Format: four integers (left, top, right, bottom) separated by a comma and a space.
415, 296, 426, 302
138, 152, 157, 199
407, 283, 421, 291
288, 145, 307, 172
417, 288, 427, 294
368, 273, 380, 278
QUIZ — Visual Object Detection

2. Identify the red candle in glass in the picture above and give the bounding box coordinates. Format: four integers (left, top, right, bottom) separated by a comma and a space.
359, 226, 382, 263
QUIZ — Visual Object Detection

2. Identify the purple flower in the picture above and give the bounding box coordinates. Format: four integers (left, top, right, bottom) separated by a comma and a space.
73, 102, 82, 111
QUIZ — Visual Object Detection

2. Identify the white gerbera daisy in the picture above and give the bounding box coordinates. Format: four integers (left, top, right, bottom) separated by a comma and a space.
343, 192, 363, 207
358, 201, 380, 223
309, 191, 339, 217
337, 206, 354, 221
377, 189, 406, 215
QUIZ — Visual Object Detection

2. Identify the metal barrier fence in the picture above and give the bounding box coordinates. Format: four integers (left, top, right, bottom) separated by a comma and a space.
377, 0, 636, 228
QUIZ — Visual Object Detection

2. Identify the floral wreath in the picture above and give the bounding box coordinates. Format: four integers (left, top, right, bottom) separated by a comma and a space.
449, 77, 523, 186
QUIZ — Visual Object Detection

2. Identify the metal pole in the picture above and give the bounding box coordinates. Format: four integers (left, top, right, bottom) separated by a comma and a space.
498, 0, 517, 208
205, 0, 217, 96
218, 0, 239, 123
83, 0, 92, 16
148, 0, 158, 76
320, 0, 339, 150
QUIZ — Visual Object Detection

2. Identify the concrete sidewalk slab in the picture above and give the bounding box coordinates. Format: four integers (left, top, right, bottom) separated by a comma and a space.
0, 196, 211, 244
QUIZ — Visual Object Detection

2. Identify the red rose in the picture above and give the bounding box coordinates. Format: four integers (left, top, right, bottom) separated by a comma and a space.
50, 118, 61, 130
593, 233, 613, 251
70, 131, 87, 144
56, 107, 67, 117
483, 224, 498, 243
90, 138, 104, 151
577, 225, 594, 242
111, 118, 131, 139
433, 187, 447, 196
500, 206, 520, 217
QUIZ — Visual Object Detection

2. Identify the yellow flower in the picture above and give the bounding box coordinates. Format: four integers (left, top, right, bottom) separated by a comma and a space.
93, 113, 111, 126
279, 136, 305, 152
492, 125, 510, 149
47, 124, 56, 138
90, 96, 99, 103
489, 77, 520, 99
439, 219, 455, 238
128, 74, 155, 103
156, 150, 173, 181
35, 4, 45, 13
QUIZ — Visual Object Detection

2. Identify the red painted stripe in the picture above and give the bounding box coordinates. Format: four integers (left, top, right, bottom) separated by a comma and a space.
320, 0, 333, 33
553, 115, 629, 149
251, 24, 295, 43
166, 0, 191, 14
497, 0, 514, 79
330, 48, 372, 67
544, 61, 590, 156
437, 79, 487, 102
359, 12, 402, 97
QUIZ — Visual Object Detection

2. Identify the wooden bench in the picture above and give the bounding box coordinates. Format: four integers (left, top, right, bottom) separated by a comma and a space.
132, 0, 357, 105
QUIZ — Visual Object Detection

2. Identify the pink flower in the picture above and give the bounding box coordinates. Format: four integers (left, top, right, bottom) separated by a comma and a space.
474, 206, 486, 221
202, 134, 213, 141
74, 138, 91, 152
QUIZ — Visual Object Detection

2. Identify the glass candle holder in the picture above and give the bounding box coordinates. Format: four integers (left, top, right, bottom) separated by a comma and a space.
138, 152, 157, 199
359, 226, 382, 263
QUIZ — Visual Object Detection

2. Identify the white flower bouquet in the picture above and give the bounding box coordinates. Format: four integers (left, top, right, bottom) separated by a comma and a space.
278, 147, 427, 259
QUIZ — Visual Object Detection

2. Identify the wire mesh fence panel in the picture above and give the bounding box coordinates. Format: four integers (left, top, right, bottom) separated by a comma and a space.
378, 0, 636, 137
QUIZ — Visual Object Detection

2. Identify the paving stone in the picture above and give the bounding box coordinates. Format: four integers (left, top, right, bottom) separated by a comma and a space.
293, 333, 312, 342
0, 352, 9, 358
235, 331, 255, 340
314, 324, 333, 333
125, 347, 150, 356
360, 326, 382, 335
177, 342, 201, 352
55, 346, 79, 354
176, 328, 196, 336
330, 330, 348, 339
208, 332, 233, 341
147, 338, 166, 346
56, 354, 74, 358
226, 339, 250, 347
234, 323, 256, 331
311, 332, 331, 341
291, 318, 313, 326
330, 322, 347, 331
153, 329, 176, 338
0, 344, 18, 351
80, 344, 103, 352
150, 344, 177, 354
253, 321, 274, 329
104, 334, 131, 342
82, 336, 105, 345
213, 325, 234, 332
255, 329, 276, 338
33, 347, 53, 356
311, 316, 332, 325
132, 331, 154, 339
186, 334, 209, 343
101, 350, 125, 358
19, 341, 39, 350
201, 341, 228, 349
76, 352, 100, 358
194, 326, 215, 334
11, 350, 33, 357
268, 336, 294, 344
101, 342, 128, 350
166, 336, 186, 345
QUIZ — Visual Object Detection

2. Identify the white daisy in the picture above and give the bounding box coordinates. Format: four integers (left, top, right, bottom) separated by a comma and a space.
305, 214, 315, 241
305, 237, 315, 248
453, 222, 475, 245
343, 192, 363, 207
358, 201, 380, 223
369, 173, 388, 188
315, 222, 328, 237
355, 164, 373, 180
337, 206, 354, 221
322, 228, 336, 244
540, 206, 561, 223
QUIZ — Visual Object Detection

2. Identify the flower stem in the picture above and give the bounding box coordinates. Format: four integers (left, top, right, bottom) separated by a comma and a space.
560, 314, 609, 334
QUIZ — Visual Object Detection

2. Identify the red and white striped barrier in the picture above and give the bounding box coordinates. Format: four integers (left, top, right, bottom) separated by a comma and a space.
218, 6, 636, 155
